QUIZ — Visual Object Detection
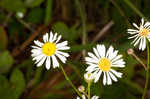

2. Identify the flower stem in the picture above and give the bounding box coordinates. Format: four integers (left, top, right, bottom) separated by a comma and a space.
88, 82, 91, 99
142, 40, 149, 99
132, 53, 147, 71
60, 65, 82, 97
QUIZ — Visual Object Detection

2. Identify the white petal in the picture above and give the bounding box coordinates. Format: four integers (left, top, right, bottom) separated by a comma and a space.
37, 56, 46, 67
103, 72, 107, 85
110, 69, 122, 78
94, 70, 102, 83
109, 72, 117, 82
139, 38, 143, 50
128, 34, 138, 39
43, 33, 49, 43
141, 18, 144, 26
33, 54, 44, 61
144, 22, 150, 28
133, 37, 141, 46
111, 55, 122, 63
85, 57, 98, 64
108, 50, 118, 60
91, 96, 99, 99
88, 52, 99, 61
56, 53, 67, 63
45, 56, 51, 70
52, 55, 59, 68
55, 35, 62, 43
106, 72, 112, 85
142, 37, 146, 51
127, 29, 138, 32
93, 48, 100, 58
56, 51, 69, 57
56, 41, 68, 48
34, 40, 43, 47
97, 45, 105, 58
106, 46, 114, 58
133, 23, 139, 29
57, 46, 70, 50
52, 33, 57, 42
77, 96, 80, 99
49, 31, 54, 42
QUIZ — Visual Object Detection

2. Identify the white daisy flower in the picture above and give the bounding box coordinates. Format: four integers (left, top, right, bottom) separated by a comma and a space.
84, 72, 95, 83
85, 44, 125, 85
77, 95, 99, 99
127, 18, 150, 51
31, 32, 70, 70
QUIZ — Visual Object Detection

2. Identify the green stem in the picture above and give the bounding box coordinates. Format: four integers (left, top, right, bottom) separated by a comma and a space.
60, 65, 82, 97
142, 40, 149, 99
123, 0, 148, 21
88, 82, 91, 99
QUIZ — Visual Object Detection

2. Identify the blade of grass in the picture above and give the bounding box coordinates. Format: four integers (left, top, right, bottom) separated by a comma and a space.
44, 0, 53, 26
123, 0, 148, 21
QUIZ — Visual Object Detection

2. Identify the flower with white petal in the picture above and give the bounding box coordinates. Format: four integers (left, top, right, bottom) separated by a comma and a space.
127, 18, 150, 51
77, 95, 99, 99
85, 44, 125, 85
84, 72, 95, 83
31, 32, 70, 70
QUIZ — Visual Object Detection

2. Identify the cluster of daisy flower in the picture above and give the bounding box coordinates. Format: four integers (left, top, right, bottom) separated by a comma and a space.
31, 18, 149, 99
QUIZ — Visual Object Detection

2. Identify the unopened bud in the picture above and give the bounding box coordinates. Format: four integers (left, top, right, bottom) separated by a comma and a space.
84, 72, 94, 83
127, 48, 134, 55
78, 85, 85, 93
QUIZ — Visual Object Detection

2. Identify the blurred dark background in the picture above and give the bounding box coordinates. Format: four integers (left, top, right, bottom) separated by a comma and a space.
0, 0, 150, 99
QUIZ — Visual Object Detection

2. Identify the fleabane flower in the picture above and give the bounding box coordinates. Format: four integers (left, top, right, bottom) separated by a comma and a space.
127, 18, 150, 51
84, 72, 95, 83
85, 44, 125, 85
77, 95, 99, 99
31, 32, 70, 70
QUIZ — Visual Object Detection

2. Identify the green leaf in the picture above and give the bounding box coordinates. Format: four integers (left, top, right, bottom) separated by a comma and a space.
52, 22, 69, 39
26, 7, 44, 24
69, 44, 96, 52
0, 75, 13, 99
0, 51, 14, 73
0, 27, 8, 51
25, 0, 44, 8
44, 0, 53, 26
0, 0, 25, 12
10, 69, 26, 99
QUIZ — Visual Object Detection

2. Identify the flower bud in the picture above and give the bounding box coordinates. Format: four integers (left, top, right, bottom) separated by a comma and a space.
78, 85, 85, 93
127, 48, 134, 55
84, 72, 94, 83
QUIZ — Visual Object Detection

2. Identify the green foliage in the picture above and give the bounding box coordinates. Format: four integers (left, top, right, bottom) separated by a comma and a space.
0, 51, 14, 74
26, 7, 44, 24
0, 0, 25, 12
44, 0, 53, 26
10, 69, 26, 99
0, 69, 25, 99
25, 0, 44, 8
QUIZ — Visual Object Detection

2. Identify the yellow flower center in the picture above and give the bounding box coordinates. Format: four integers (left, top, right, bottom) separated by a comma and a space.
42, 42, 56, 56
98, 58, 111, 72
88, 73, 91, 78
139, 28, 149, 36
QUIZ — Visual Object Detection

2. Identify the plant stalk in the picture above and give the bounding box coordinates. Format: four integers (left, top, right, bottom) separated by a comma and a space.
60, 65, 82, 97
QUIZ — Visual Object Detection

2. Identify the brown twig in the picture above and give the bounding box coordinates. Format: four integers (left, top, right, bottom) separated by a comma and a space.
92, 20, 114, 43
76, 20, 114, 59
11, 25, 46, 57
